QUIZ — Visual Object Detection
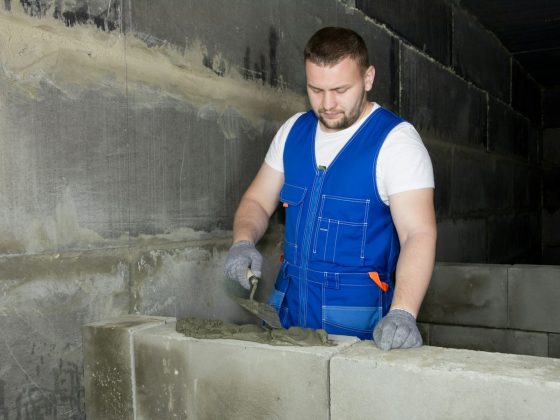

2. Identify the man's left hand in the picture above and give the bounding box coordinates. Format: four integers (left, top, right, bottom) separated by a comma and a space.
373, 309, 422, 351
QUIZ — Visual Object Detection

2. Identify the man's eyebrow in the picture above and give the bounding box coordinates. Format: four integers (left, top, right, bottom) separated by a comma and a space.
307, 83, 351, 91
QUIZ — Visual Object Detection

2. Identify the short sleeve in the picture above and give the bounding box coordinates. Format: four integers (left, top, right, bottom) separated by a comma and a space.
376, 122, 434, 204
264, 113, 305, 173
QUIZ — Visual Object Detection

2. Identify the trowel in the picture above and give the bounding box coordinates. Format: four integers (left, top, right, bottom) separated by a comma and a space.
232, 269, 283, 329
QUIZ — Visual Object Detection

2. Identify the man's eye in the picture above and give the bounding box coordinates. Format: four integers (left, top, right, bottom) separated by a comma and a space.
336, 88, 348, 93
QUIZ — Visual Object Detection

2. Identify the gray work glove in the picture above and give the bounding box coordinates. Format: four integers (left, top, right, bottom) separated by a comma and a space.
224, 240, 263, 290
373, 309, 422, 351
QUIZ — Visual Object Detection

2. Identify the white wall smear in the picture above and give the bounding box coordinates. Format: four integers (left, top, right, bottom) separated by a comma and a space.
0, 7, 307, 123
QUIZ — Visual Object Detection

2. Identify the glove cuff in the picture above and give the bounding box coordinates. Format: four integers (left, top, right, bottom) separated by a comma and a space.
231, 240, 254, 248
389, 308, 417, 321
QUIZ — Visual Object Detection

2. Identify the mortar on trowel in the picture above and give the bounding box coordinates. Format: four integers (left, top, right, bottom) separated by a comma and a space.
232, 269, 282, 329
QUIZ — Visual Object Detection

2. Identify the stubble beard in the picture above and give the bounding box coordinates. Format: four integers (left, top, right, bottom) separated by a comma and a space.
318, 92, 369, 131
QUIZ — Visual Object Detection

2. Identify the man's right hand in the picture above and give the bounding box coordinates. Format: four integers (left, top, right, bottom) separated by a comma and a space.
224, 240, 263, 289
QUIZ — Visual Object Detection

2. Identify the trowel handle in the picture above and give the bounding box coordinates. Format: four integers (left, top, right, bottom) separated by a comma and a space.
247, 269, 259, 300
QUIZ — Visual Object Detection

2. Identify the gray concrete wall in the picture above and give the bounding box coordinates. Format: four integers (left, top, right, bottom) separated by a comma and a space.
0, 0, 549, 418
357, 1, 542, 263
418, 263, 560, 358
82, 316, 560, 420
543, 128, 560, 263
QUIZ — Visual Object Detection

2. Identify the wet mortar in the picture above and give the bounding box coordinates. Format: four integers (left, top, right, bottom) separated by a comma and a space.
176, 318, 334, 347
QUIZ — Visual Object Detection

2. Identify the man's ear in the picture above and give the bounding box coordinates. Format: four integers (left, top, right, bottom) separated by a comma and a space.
364, 65, 376, 91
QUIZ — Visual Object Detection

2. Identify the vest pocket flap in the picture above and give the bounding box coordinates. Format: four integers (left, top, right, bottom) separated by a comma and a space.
280, 183, 306, 206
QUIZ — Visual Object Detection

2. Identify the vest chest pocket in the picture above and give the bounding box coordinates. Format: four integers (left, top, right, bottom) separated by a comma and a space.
312, 195, 370, 266
280, 183, 307, 264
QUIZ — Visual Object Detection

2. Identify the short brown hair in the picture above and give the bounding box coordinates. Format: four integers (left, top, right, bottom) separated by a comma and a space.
304, 27, 369, 73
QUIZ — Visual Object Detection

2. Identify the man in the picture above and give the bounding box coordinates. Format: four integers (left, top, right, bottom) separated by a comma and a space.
225, 27, 436, 350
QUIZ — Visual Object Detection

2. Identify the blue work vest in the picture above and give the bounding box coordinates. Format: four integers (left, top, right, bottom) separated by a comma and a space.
269, 107, 404, 339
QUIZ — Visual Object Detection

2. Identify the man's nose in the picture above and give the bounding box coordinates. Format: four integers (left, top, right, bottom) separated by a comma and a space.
322, 91, 336, 110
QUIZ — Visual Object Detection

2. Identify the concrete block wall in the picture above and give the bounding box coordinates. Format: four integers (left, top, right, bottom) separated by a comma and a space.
83, 316, 560, 420
356, 0, 543, 264
0, 0, 551, 418
418, 263, 560, 358
542, 127, 560, 263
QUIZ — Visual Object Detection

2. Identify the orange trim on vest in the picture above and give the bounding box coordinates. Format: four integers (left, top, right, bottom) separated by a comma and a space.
368, 272, 389, 292
282, 202, 289, 208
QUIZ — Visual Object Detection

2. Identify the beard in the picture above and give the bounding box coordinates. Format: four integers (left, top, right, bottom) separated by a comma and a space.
318, 93, 368, 130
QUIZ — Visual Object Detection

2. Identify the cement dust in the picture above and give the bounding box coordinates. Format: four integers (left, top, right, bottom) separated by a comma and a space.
176, 318, 334, 347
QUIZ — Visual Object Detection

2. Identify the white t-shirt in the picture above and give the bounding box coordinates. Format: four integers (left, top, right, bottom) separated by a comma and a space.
264, 103, 434, 205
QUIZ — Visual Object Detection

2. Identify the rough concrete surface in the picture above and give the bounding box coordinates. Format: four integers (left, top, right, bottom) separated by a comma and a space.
356, 0, 452, 65
512, 60, 542, 125
331, 342, 560, 420
435, 218, 487, 263
452, 5, 511, 101
488, 97, 529, 158
132, 322, 358, 420
419, 263, 508, 328
0, 250, 129, 419
82, 315, 173, 420
427, 324, 549, 357
508, 265, 560, 333
400, 44, 487, 149
550, 334, 560, 359
128, 227, 283, 323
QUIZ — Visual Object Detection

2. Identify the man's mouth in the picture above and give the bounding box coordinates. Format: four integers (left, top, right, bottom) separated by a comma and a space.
321, 111, 342, 119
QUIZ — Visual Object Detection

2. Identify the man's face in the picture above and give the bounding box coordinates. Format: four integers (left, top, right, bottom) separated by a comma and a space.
305, 57, 375, 132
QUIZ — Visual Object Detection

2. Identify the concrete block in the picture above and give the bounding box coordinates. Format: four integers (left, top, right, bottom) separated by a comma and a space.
508, 265, 560, 333
487, 213, 532, 263
356, 0, 451, 65
542, 246, 560, 265
543, 128, 560, 165
529, 123, 542, 166
428, 324, 548, 357
544, 88, 560, 129
133, 323, 359, 420
523, 169, 539, 211
550, 334, 560, 359
543, 167, 560, 212
416, 322, 431, 344
331, 342, 560, 420
419, 263, 508, 328
83, 315, 173, 420
435, 218, 486, 263
527, 211, 542, 261
452, 6, 510, 102
0, 250, 130, 419
542, 210, 560, 246
488, 97, 529, 158
513, 165, 530, 209
451, 149, 495, 213
493, 160, 515, 210
512, 60, 542, 125
401, 45, 487, 148
507, 330, 550, 358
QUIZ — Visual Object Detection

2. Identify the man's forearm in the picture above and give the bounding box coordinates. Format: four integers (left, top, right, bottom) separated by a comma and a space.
232, 197, 272, 244
391, 231, 436, 317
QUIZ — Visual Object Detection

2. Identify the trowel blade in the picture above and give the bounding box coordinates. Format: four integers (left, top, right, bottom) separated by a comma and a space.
233, 296, 283, 329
